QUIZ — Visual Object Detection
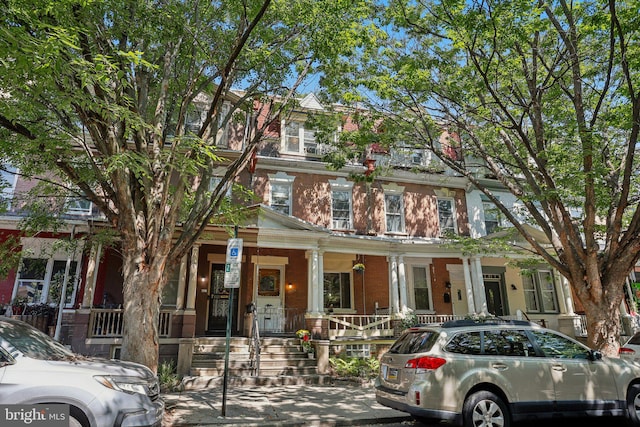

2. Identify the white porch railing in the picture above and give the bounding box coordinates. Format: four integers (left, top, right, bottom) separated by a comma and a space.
415, 314, 465, 325
88, 309, 172, 338
326, 314, 393, 340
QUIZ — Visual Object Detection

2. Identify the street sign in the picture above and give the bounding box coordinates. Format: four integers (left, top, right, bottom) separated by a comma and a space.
224, 238, 243, 289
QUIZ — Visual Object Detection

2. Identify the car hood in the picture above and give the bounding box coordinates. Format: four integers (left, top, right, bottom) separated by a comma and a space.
23, 356, 155, 380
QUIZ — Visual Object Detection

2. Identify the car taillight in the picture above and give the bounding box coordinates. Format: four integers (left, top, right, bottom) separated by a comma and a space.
620, 347, 636, 355
405, 356, 446, 370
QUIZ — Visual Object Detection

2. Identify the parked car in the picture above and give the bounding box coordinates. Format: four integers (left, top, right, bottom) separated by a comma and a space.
376, 319, 640, 427
621, 331, 640, 363
0, 317, 163, 426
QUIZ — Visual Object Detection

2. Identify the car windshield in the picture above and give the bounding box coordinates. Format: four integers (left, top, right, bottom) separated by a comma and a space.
389, 330, 438, 354
0, 320, 78, 361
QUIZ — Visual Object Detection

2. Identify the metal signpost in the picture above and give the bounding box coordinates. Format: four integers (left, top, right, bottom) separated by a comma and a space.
221, 236, 242, 417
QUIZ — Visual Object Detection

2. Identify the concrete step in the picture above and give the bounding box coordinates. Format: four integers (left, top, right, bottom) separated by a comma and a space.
191, 357, 317, 369
182, 374, 331, 389
190, 365, 319, 377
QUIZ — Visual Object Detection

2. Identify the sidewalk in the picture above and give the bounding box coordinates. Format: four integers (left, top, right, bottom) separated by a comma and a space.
162, 381, 412, 426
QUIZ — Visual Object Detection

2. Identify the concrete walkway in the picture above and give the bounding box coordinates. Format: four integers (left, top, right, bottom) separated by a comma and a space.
162, 381, 412, 426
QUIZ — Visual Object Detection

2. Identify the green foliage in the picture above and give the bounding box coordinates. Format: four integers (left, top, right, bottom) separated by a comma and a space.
400, 312, 418, 329
329, 355, 380, 379
157, 360, 182, 393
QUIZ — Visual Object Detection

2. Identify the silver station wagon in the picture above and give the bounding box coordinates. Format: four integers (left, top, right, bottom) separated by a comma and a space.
376, 319, 640, 427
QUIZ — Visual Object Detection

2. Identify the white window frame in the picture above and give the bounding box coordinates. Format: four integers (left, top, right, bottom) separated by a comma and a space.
409, 264, 434, 312
329, 178, 353, 230
268, 172, 295, 216
209, 168, 233, 199
66, 197, 92, 215
0, 164, 18, 209
13, 254, 82, 308
522, 269, 559, 314
481, 195, 502, 235
216, 102, 231, 148
383, 184, 405, 234
437, 197, 457, 236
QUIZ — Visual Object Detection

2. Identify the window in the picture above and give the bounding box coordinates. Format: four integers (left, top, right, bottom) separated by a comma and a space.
268, 172, 295, 216
284, 121, 301, 153
216, 102, 231, 148
437, 198, 456, 235
66, 197, 92, 215
323, 272, 351, 309
0, 164, 17, 209
482, 200, 501, 235
345, 344, 371, 358
529, 330, 590, 359
445, 332, 482, 355
413, 266, 431, 310
209, 176, 232, 199
483, 330, 536, 357
331, 190, 351, 229
384, 193, 404, 233
522, 270, 559, 313
15, 258, 79, 306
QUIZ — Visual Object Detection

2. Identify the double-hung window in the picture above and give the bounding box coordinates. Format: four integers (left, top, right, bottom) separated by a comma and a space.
384, 188, 405, 233
329, 178, 353, 230
522, 269, 559, 313
268, 172, 295, 216
482, 196, 501, 235
437, 198, 456, 235
0, 164, 18, 209
412, 266, 432, 310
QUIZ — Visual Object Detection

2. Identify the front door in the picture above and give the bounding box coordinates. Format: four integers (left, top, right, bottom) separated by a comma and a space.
484, 280, 505, 316
255, 266, 284, 333
207, 263, 237, 334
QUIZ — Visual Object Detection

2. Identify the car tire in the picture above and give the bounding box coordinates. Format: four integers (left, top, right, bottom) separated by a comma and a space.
69, 407, 90, 427
627, 384, 640, 426
463, 390, 510, 427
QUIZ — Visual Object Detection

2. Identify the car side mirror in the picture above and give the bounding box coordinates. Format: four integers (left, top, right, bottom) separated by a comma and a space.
588, 350, 602, 361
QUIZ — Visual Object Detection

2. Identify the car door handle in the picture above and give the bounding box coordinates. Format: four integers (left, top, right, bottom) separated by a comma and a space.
551, 365, 567, 372
491, 363, 508, 370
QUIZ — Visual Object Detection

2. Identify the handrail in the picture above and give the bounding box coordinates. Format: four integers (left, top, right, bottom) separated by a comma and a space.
248, 303, 260, 376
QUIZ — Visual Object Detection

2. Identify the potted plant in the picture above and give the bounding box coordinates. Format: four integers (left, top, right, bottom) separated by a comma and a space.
352, 263, 365, 272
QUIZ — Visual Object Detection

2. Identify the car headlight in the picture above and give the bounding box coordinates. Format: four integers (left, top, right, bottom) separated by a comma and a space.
95, 375, 149, 395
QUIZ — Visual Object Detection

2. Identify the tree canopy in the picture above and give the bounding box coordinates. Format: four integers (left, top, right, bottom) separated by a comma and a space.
334, 0, 640, 354
0, 0, 373, 370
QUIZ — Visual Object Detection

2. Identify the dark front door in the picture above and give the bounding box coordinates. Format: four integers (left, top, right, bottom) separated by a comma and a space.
484, 280, 505, 316
207, 264, 237, 334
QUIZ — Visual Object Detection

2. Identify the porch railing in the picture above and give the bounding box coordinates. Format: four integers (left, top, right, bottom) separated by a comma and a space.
88, 309, 172, 338
326, 314, 394, 340
415, 314, 465, 325
256, 306, 305, 334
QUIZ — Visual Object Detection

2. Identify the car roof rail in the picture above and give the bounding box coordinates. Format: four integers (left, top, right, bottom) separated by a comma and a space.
441, 318, 539, 328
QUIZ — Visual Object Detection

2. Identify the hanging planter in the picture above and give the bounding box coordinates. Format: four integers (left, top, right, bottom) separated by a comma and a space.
353, 263, 366, 273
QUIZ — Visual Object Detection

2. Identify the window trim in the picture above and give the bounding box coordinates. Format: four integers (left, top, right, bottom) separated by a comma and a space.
409, 264, 434, 312
268, 172, 295, 216
522, 269, 560, 314
329, 178, 353, 230
323, 270, 353, 311
436, 197, 457, 236
383, 184, 405, 234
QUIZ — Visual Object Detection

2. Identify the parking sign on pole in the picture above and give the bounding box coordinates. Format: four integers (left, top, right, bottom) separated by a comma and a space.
224, 238, 242, 288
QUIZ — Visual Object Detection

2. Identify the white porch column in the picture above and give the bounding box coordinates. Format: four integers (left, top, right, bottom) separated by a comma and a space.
186, 245, 200, 311
473, 257, 487, 314
316, 251, 324, 313
389, 256, 400, 314
462, 257, 476, 314
81, 242, 102, 308
307, 250, 320, 314
176, 254, 188, 310
559, 274, 575, 315
398, 256, 408, 313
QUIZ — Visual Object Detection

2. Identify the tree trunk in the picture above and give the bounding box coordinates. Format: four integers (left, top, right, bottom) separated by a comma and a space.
119, 245, 167, 373
581, 279, 625, 357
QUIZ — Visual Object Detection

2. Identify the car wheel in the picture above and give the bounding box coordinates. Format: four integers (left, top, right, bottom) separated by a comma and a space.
463, 390, 510, 427
69, 407, 90, 427
69, 415, 83, 427
627, 384, 640, 426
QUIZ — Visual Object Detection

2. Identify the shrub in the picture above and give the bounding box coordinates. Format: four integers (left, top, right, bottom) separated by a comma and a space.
157, 360, 181, 393
329, 356, 380, 379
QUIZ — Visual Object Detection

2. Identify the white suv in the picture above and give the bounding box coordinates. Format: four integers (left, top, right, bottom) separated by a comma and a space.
376, 319, 640, 427
0, 317, 164, 426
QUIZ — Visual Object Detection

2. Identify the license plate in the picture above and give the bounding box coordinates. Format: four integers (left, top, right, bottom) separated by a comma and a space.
387, 368, 398, 381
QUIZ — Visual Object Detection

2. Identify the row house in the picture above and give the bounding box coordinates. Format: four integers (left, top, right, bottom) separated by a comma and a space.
0, 93, 595, 364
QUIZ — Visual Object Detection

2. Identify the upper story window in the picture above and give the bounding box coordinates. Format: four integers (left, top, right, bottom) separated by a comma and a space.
268, 172, 295, 216
482, 198, 501, 235
437, 197, 457, 236
0, 164, 18, 209
522, 269, 559, 314
383, 184, 405, 234
66, 197, 92, 215
209, 170, 233, 199
329, 178, 353, 230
